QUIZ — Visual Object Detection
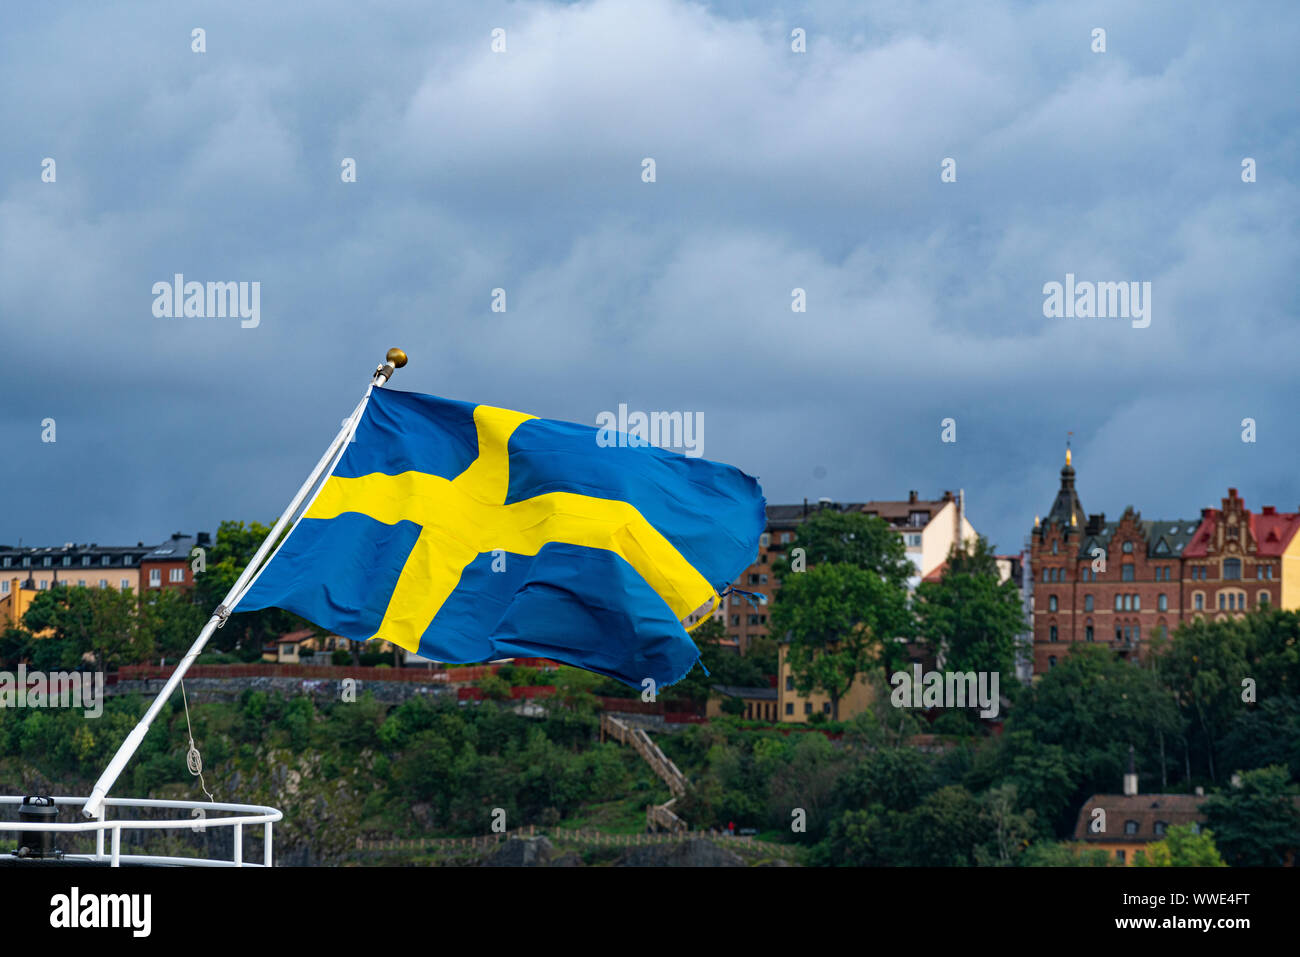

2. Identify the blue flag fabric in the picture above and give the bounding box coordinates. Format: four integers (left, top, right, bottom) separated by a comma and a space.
236, 388, 766, 688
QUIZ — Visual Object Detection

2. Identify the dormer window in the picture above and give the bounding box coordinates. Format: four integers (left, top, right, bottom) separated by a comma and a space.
1124, 820, 1139, 835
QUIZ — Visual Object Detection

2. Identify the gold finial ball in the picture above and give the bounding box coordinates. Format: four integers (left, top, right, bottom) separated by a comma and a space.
386, 348, 408, 368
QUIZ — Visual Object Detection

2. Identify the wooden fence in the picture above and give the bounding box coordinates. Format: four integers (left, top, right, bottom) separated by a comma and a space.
117, 658, 559, 685
354, 825, 796, 857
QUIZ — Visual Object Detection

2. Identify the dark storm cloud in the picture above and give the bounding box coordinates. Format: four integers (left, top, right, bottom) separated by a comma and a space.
1, 0, 1297, 554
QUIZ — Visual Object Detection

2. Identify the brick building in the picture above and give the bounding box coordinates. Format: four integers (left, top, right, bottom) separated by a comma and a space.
1029, 449, 1300, 673
140, 532, 211, 592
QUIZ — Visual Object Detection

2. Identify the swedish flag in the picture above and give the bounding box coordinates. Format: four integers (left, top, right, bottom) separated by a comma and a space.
236, 388, 766, 688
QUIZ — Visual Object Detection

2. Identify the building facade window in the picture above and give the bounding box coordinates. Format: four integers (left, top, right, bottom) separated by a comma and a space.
1122, 564, 1135, 582
1158, 593, 1168, 612
1049, 596, 1058, 612
1124, 820, 1139, 835
1194, 593, 1204, 611
1084, 595, 1094, 612
1223, 558, 1241, 580
1049, 625, 1058, 642
150, 569, 161, 586
1085, 625, 1094, 642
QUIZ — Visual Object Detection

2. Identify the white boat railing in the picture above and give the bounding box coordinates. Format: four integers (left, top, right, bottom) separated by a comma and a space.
0, 795, 283, 867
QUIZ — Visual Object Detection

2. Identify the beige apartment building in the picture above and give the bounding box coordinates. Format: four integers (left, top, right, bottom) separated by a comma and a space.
0, 543, 153, 602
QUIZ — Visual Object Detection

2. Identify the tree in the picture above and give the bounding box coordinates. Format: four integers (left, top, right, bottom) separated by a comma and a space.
772, 509, 913, 588
139, 587, 208, 660
915, 535, 1026, 677
772, 563, 911, 720
196, 520, 310, 655
1157, 614, 1252, 783
22, 585, 151, 670
666, 618, 770, 708
975, 783, 1038, 866
1008, 644, 1181, 826
1133, 823, 1225, 866
1202, 765, 1300, 866
0, 626, 32, 668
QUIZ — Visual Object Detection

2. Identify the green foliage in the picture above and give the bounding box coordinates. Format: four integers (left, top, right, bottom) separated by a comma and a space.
1202, 765, 1300, 866
1133, 824, 1225, 867
139, 587, 208, 659
1019, 841, 1115, 867
771, 509, 913, 589
665, 618, 771, 707
196, 520, 309, 655
1004, 644, 1179, 831
774, 563, 910, 719
915, 535, 1027, 676
0, 626, 32, 667
22, 585, 152, 669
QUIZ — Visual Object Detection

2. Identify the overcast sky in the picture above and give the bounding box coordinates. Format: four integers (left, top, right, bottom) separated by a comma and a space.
2, 0, 1297, 558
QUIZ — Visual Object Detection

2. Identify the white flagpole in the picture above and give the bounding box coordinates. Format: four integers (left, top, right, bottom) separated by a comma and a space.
82, 348, 408, 820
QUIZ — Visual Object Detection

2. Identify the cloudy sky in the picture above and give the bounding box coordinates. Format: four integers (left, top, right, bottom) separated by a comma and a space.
2, 0, 1297, 557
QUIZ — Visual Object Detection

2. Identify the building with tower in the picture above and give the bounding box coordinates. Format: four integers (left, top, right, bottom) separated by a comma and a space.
1028, 447, 1300, 673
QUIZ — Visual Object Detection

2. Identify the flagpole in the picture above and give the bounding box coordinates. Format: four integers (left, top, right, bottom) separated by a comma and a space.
82, 348, 408, 820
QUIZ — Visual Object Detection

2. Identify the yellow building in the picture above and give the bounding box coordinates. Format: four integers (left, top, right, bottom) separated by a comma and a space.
0, 577, 44, 631
776, 642, 878, 723
706, 685, 779, 721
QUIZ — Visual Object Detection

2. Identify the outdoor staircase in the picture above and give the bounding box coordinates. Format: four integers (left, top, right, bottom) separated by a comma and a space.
599, 713, 689, 833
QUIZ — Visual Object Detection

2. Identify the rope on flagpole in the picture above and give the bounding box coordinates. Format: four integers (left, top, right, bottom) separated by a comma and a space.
180, 678, 215, 803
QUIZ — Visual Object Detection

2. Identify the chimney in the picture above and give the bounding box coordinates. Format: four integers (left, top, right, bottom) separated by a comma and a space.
1262, 506, 1276, 516
197, 532, 211, 546
1123, 745, 1138, 796
908, 490, 918, 504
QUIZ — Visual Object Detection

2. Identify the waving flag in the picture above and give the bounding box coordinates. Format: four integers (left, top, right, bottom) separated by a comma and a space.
235, 388, 765, 688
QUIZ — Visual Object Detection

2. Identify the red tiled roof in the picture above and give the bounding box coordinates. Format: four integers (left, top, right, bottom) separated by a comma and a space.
921, 561, 947, 583
1073, 794, 1204, 842
1183, 508, 1300, 558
